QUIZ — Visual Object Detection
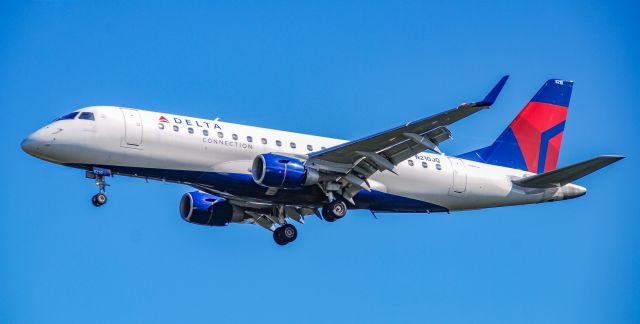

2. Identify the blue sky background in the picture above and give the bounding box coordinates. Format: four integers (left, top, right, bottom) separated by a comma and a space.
1, 1, 638, 323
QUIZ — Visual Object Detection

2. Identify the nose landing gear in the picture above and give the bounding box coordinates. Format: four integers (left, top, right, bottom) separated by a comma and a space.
86, 169, 111, 207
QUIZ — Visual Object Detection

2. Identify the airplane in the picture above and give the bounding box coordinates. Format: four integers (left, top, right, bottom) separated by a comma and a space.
21, 76, 624, 245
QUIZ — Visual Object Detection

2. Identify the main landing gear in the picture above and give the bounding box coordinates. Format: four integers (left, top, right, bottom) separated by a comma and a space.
86, 170, 110, 207
322, 200, 347, 222
270, 200, 347, 245
273, 224, 297, 245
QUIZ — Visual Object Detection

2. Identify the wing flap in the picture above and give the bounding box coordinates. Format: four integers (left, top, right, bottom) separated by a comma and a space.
513, 155, 624, 188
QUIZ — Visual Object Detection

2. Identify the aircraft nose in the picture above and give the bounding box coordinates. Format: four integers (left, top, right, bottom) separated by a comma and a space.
21, 128, 54, 156
21, 133, 42, 156
20, 137, 34, 153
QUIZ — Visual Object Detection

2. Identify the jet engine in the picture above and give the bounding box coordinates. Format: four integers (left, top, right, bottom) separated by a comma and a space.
179, 191, 242, 226
251, 153, 319, 188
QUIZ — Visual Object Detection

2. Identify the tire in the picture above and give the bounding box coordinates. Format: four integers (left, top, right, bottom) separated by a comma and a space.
322, 201, 347, 221
281, 224, 297, 242
91, 195, 100, 207
92, 193, 107, 207
321, 207, 337, 222
273, 228, 288, 245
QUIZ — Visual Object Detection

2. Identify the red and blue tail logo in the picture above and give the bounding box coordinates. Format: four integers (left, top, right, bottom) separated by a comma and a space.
459, 79, 573, 173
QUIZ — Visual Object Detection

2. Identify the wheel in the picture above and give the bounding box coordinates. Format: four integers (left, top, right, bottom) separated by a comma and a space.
92, 193, 107, 207
322, 200, 347, 222
95, 193, 107, 205
330, 201, 347, 218
273, 228, 288, 245
281, 224, 297, 242
321, 207, 337, 222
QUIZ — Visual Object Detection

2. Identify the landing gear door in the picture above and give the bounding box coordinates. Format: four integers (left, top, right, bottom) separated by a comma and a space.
120, 108, 143, 148
448, 157, 467, 197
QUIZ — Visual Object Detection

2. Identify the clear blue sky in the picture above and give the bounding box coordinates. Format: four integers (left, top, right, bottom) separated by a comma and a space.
1, 1, 638, 323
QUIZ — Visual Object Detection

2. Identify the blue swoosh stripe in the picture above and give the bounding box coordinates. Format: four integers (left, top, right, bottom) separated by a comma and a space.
537, 121, 565, 174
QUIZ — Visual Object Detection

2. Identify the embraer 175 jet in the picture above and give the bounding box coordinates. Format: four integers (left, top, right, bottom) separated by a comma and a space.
21, 76, 623, 245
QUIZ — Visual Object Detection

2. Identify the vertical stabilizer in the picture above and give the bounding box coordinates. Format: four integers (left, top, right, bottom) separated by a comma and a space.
458, 79, 573, 173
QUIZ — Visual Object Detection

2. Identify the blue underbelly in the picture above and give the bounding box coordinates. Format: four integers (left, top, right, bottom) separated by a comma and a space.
68, 163, 448, 213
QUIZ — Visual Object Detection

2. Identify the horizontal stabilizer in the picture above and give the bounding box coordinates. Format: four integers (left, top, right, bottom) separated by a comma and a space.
513, 155, 624, 188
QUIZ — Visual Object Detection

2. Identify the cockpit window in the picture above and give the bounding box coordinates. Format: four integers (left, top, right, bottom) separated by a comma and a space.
55, 112, 79, 121
78, 112, 95, 121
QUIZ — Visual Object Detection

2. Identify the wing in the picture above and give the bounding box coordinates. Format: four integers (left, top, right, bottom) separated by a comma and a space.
306, 76, 509, 192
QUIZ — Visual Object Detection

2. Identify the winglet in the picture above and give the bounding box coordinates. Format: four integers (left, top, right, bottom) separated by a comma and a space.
473, 75, 509, 107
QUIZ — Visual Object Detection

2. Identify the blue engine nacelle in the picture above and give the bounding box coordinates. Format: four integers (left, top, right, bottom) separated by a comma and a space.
179, 191, 235, 226
251, 153, 319, 188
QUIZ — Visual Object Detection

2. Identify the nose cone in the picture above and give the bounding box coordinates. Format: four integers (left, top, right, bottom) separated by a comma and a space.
21, 137, 34, 154
21, 128, 54, 157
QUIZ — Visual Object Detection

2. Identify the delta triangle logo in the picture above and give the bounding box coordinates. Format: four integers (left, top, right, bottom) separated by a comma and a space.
158, 116, 169, 123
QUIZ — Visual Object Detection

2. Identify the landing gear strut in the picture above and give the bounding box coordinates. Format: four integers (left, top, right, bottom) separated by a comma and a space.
87, 170, 110, 207
273, 224, 297, 245
322, 200, 347, 222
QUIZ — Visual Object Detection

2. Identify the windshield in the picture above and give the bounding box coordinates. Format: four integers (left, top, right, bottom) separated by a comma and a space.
78, 112, 95, 121
55, 112, 79, 121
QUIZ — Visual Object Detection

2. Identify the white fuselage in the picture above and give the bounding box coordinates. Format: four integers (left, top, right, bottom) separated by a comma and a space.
21, 106, 586, 212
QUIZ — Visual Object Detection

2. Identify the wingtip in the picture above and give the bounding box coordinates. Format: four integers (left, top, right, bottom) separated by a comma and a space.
601, 155, 626, 161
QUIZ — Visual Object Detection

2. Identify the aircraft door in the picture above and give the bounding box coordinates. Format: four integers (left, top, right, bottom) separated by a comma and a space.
449, 157, 467, 196
120, 108, 143, 147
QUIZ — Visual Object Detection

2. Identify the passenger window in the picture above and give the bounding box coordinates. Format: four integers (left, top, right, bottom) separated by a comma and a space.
276, 140, 282, 147
55, 112, 79, 121
217, 132, 224, 138
173, 125, 179, 132
261, 138, 267, 144
247, 136, 253, 142
232, 134, 238, 140
408, 160, 414, 166
78, 112, 95, 121
290, 142, 296, 149
307, 144, 313, 151
188, 127, 194, 134
422, 161, 428, 168
203, 129, 209, 136
158, 123, 165, 130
